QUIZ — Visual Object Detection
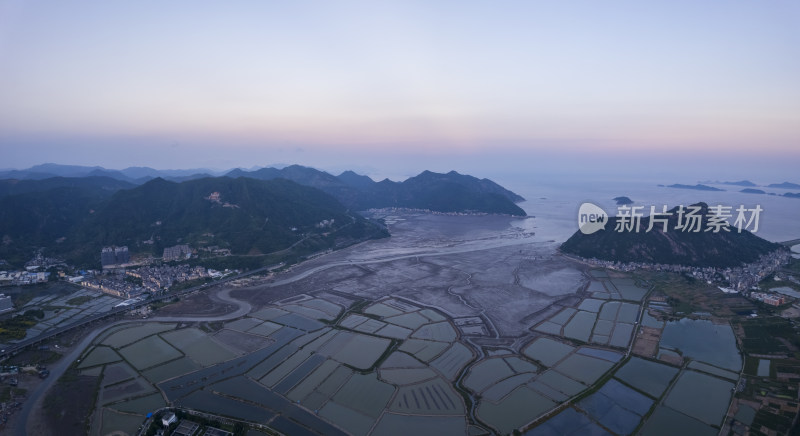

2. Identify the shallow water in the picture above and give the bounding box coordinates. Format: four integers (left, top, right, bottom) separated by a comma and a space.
757, 359, 770, 377
662, 370, 734, 426
660, 318, 741, 371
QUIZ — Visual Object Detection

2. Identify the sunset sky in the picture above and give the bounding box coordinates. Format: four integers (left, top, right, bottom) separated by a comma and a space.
1, 1, 798, 180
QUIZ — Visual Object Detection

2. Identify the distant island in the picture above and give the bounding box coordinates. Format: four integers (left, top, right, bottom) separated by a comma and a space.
666, 184, 724, 192
699, 180, 758, 187
561, 203, 783, 268
613, 196, 633, 205
718, 180, 758, 188
736, 188, 800, 198
768, 182, 800, 189
721, 180, 757, 187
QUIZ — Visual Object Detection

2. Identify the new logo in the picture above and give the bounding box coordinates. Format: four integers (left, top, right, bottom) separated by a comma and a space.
578, 202, 608, 235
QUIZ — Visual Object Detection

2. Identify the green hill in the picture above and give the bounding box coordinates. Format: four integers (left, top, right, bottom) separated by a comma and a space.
0, 186, 109, 265
0, 177, 387, 267
560, 203, 782, 268
226, 166, 526, 215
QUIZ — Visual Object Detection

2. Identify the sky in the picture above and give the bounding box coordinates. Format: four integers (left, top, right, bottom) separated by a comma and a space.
0, 0, 799, 181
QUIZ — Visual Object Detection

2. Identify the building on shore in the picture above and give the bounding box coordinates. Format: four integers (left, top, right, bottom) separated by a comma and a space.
101, 246, 130, 267
0, 294, 13, 314
751, 292, 786, 306
163, 245, 191, 261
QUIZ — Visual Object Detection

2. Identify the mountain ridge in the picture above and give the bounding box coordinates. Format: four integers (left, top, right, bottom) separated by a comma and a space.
0, 177, 387, 267
561, 203, 783, 268
0, 166, 526, 267
222, 165, 526, 215
0, 164, 526, 215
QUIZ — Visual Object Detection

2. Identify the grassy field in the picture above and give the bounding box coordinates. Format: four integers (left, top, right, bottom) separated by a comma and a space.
42, 367, 101, 436
0, 312, 40, 341
0, 386, 27, 402
736, 317, 798, 355
733, 315, 800, 434
66, 295, 94, 306
628, 269, 800, 434
631, 271, 755, 317
4, 348, 62, 366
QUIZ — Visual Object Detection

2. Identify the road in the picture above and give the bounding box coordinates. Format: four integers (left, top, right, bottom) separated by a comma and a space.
15, 286, 251, 436
14, 233, 538, 435
0, 268, 270, 360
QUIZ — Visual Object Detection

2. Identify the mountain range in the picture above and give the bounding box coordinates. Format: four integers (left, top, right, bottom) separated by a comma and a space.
0, 163, 218, 184
0, 165, 525, 267
0, 164, 526, 215
0, 177, 388, 267
223, 165, 525, 214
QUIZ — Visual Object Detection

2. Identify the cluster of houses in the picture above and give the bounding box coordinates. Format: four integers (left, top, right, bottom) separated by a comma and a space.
749, 292, 786, 306
126, 265, 210, 293
0, 270, 49, 286
163, 245, 192, 262
82, 264, 212, 298
581, 249, 795, 307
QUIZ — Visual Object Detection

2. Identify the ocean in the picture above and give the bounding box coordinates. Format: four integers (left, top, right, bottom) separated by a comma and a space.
501, 178, 800, 243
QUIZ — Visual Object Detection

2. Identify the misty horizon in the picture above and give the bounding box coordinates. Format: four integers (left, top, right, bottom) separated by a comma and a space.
2, 1, 799, 183
1, 157, 798, 188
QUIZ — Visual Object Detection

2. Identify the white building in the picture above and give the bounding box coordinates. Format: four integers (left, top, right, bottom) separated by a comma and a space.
161, 412, 177, 427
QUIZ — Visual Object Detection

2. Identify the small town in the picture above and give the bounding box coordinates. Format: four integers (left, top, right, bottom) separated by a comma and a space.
580, 248, 795, 306
0, 245, 236, 309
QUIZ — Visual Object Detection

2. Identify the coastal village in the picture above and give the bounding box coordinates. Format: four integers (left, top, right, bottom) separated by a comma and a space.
2, 242, 796, 320
580, 248, 796, 308
0, 244, 236, 311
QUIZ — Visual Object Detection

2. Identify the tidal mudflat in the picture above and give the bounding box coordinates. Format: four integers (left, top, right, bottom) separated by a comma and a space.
68, 214, 744, 435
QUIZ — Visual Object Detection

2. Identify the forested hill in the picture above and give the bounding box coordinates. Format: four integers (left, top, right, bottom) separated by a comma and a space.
0, 177, 386, 267
560, 203, 782, 268
226, 166, 526, 215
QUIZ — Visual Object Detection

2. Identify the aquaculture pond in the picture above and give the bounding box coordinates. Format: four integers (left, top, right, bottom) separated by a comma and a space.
662, 370, 735, 427
525, 407, 611, 435
577, 379, 653, 434
614, 357, 678, 398
659, 318, 742, 371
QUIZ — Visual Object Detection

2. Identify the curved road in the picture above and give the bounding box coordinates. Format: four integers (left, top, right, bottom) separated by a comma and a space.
16, 287, 250, 436
17, 234, 540, 435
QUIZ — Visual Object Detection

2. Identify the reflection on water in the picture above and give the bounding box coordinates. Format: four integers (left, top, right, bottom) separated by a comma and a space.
660, 318, 742, 371
350, 213, 539, 261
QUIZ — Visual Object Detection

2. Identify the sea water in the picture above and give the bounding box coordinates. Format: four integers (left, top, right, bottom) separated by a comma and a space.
504, 177, 800, 243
